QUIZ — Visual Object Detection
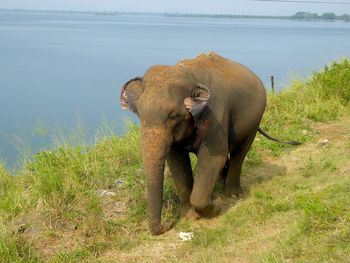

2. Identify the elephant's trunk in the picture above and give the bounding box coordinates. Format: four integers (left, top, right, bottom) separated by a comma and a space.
141, 126, 173, 235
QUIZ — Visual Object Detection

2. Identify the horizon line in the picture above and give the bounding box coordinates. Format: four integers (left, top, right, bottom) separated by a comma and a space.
0, 8, 349, 16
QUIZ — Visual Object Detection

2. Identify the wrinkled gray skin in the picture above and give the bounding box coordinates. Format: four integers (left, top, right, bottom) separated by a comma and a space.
120, 52, 266, 235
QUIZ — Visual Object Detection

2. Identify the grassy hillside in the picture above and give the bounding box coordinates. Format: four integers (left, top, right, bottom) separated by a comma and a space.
0, 59, 349, 262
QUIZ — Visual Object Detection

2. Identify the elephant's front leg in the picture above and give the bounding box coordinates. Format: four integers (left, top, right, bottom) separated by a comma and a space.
167, 148, 193, 215
190, 145, 227, 217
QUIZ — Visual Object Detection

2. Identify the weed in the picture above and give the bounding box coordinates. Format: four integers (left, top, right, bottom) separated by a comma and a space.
0, 230, 40, 263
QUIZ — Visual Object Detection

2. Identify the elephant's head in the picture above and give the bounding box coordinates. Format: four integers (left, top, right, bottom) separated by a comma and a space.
120, 65, 210, 235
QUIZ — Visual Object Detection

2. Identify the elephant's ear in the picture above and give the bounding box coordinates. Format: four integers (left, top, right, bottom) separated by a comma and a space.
184, 83, 210, 119
120, 77, 144, 114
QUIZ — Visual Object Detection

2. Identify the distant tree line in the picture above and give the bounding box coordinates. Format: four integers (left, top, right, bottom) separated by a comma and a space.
165, 12, 350, 22
291, 11, 350, 21
91, 10, 350, 22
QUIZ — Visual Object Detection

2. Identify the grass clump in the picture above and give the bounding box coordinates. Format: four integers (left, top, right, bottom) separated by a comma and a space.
0, 230, 40, 263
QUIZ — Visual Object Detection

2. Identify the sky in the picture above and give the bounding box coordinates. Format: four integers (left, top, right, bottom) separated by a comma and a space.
1, 0, 350, 16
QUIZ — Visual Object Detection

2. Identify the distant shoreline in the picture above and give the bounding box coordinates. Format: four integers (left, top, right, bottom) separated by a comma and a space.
0, 8, 349, 22
165, 13, 350, 22
165, 13, 291, 20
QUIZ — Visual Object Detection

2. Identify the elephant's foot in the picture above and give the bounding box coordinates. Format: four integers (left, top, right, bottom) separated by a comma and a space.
196, 196, 222, 218
224, 185, 243, 198
208, 196, 222, 217
185, 207, 202, 220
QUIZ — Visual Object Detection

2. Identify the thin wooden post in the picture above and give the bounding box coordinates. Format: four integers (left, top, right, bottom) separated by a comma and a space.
271, 76, 275, 94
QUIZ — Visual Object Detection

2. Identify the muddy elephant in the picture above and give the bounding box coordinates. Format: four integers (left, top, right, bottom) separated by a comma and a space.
120, 52, 299, 235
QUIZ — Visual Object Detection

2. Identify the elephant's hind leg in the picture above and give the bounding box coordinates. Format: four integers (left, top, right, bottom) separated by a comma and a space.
219, 158, 230, 183
167, 148, 193, 215
225, 130, 258, 197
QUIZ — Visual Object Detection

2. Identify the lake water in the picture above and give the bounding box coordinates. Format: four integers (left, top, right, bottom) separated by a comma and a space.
1, 10, 350, 165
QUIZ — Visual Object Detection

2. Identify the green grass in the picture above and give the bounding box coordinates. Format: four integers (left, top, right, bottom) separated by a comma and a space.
0, 58, 349, 262
247, 58, 350, 163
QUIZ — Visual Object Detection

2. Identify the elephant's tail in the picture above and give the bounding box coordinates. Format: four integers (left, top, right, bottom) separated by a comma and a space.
258, 128, 302, 146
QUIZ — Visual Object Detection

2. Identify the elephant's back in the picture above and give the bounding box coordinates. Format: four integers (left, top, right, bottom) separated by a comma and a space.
179, 52, 267, 144
178, 52, 265, 98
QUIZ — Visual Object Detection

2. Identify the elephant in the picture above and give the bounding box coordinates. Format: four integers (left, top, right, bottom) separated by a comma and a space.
120, 52, 300, 235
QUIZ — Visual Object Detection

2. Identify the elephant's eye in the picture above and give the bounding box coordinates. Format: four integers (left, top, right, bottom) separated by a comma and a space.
168, 112, 177, 120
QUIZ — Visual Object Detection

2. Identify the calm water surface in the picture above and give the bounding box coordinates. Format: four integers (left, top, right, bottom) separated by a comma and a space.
1, 10, 350, 164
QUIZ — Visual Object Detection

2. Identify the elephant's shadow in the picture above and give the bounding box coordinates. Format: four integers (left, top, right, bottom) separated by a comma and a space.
219, 162, 287, 215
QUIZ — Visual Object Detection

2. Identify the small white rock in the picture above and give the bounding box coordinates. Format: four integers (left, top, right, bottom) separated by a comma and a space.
317, 138, 329, 147
301, 118, 311, 123
302, 129, 308, 135
179, 232, 194, 241
94, 190, 116, 197
111, 178, 126, 188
